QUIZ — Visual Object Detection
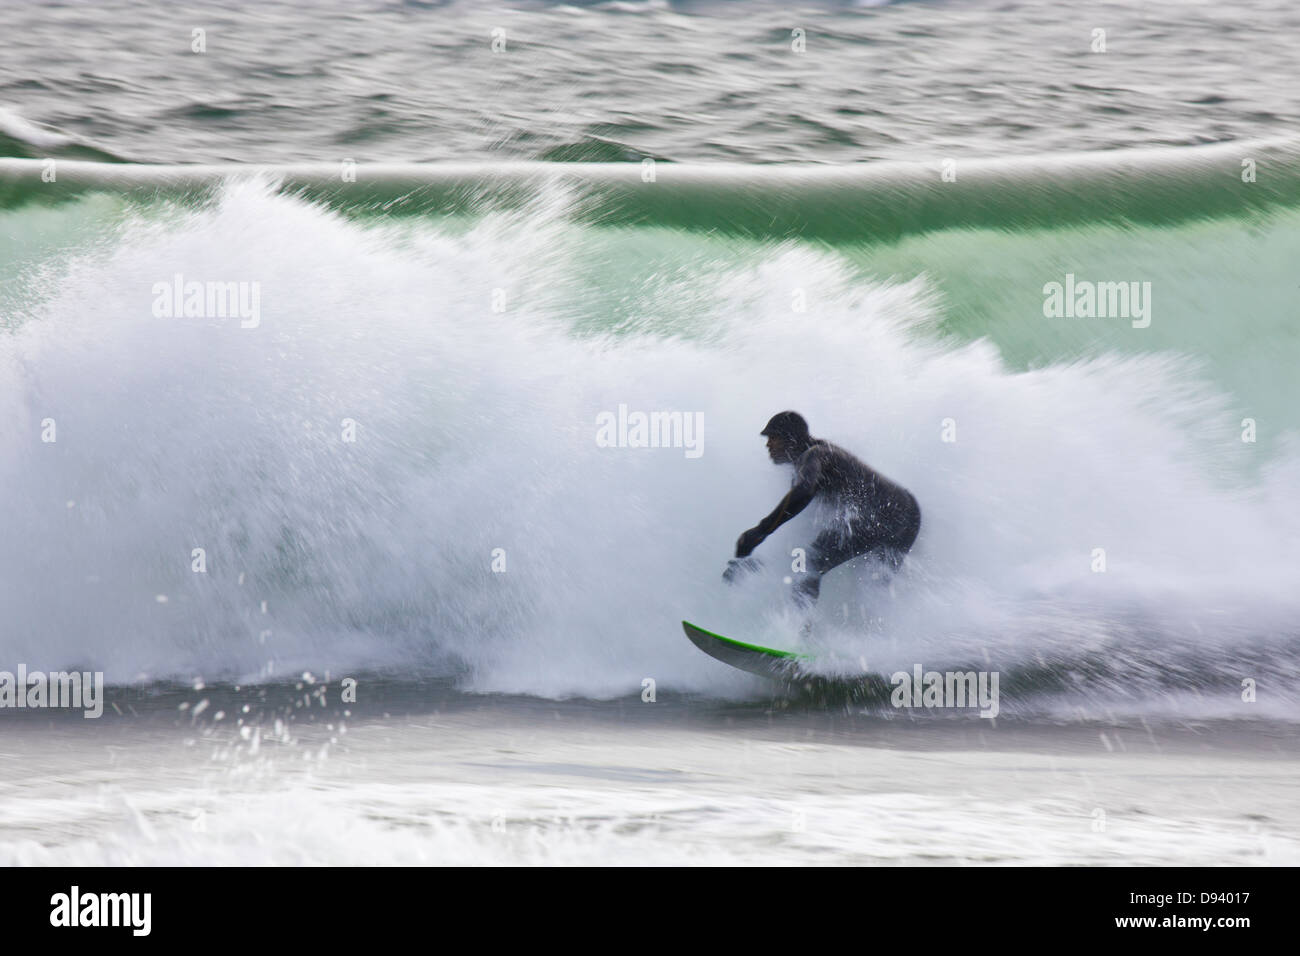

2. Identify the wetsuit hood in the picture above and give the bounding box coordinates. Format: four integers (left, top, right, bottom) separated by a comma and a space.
760, 410, 811, 444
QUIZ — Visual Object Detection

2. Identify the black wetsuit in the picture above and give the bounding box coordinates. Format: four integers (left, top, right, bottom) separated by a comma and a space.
740, 440, 921, 604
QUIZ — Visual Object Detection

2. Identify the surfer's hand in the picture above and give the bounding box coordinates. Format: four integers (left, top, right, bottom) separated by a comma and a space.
735, 527, 765, 558
724, 555, 764, 583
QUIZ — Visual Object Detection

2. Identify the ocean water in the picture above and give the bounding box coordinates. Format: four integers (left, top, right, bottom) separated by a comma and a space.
2, 0, 1299, 866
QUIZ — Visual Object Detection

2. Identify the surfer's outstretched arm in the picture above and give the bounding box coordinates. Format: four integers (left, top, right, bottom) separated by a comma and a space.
735, 483, 815, 557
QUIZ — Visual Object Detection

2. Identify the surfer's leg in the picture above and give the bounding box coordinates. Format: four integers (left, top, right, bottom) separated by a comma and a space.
865, 505, 921, 579
794, 510, 921, 614
792, 507, 920, 607
792, 577, 820, 608
791, 531, 855, 607
882, 497, 921, 572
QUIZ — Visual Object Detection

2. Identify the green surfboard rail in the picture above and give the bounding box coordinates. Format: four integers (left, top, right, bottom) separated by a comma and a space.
681, 621, 813, 661
681, 621, 895, 702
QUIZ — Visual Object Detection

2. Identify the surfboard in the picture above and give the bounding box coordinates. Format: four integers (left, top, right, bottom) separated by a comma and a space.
681, 620, 815, 680
681, 620, 896, 703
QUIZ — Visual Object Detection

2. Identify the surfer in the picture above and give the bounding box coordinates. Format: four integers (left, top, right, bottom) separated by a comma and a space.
728, 411, 921, 606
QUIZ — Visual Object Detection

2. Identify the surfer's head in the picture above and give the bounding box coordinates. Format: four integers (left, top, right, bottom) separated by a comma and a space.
761, 410, 811, 463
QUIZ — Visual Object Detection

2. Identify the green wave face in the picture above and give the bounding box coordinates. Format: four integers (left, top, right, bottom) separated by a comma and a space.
2, 149, 1296, 453
3, 147, 1296, 451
